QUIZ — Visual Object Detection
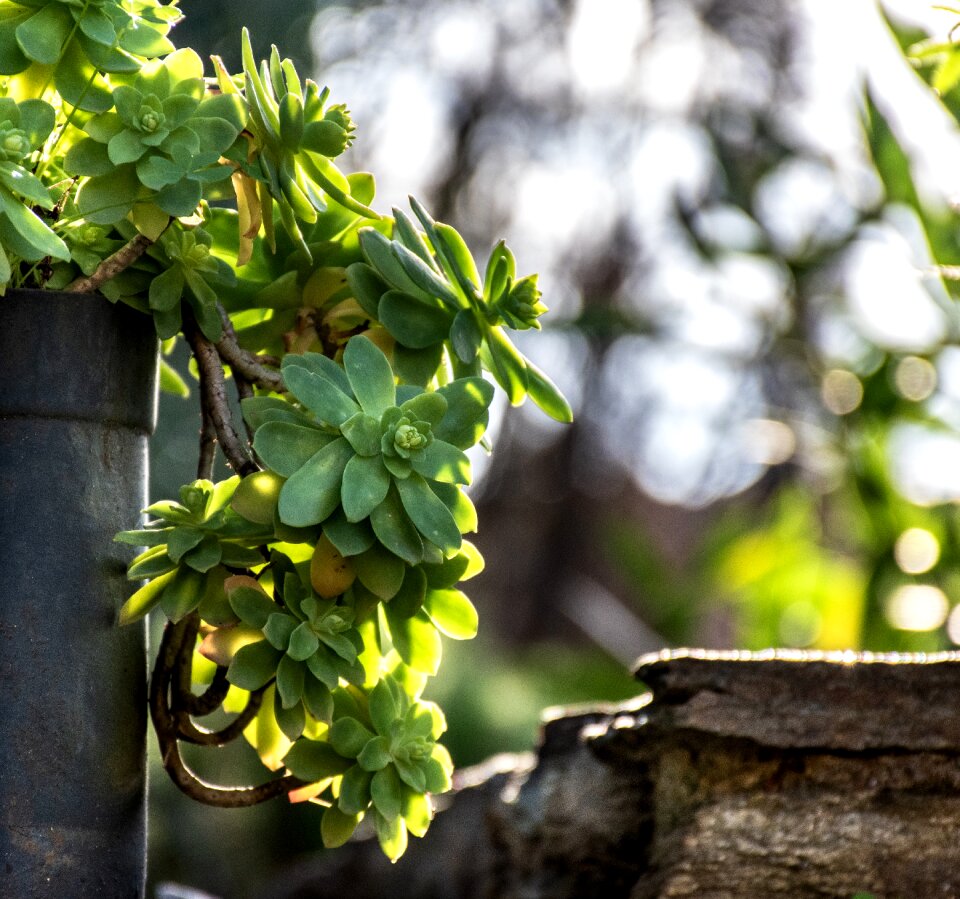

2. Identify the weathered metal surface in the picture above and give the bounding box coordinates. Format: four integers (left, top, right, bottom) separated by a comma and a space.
0, 290, 157, 897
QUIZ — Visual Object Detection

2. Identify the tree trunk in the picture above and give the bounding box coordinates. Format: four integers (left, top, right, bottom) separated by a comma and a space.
0, 290, 157, 897
266, 650, 960, 899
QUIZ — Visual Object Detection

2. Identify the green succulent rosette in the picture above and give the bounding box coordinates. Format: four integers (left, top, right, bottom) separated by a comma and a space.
337, 538, 481, 678
116, 477, 270, 624
284, 675, 452, 860
223, 561, 365, 742
146, 224, 237, 340
249, 335, 493, 565
216, 28, 377, 262
0, 0, 180, 112
0, 97, 69, 284
65, 47, 244, 228
347, 198, 571, 422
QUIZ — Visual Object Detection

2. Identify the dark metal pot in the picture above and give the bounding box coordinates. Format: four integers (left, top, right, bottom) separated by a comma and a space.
0, 290, 158, 897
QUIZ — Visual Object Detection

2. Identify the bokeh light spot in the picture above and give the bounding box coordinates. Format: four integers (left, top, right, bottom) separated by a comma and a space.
894, 355, 937, 402
893, 527, 940, 575
739, 418, 796, 466
946, 603, 960, 645
885, 583, 949, 632
821, 369, 863, 415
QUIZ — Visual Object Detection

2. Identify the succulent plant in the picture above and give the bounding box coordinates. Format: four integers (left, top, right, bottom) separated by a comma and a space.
348, 199, 571, 421
0, 1, 577, 866
251, 336, 493, 564
223, 565, 365, 740
0, 97, 68, 282
0, 0, 180, 112
285, 675, 452, 860
116, 477, 270, 623
146, 224, 237, 340
66, 48, 245, 230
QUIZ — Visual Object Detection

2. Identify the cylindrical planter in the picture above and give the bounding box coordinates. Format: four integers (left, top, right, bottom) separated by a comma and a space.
0, 290, 158, 897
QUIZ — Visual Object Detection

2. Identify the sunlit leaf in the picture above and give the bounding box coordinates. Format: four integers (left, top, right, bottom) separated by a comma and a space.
423, 588, 478, 640
375, 809, 408, 861
343, 335, 396, 417
118, 568, 177, 625
278, 437, 353, 527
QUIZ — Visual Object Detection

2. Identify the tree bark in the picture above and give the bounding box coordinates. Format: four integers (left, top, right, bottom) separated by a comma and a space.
266, 650, 960, 899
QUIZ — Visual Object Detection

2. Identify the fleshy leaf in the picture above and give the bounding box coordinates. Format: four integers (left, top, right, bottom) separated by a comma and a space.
283, 363, 359, 427
423, 588, 478, 640
118, 568, 177, 625
330, 716, 376, 758
228, 639, 283, 691
375, 810, 408, 861
343, 335, 396, 416
254, 421, 335, 477
409, 440, 471, 485
341, 453, 391, 523
353, 543, 406, 600
278, 437, 353, 527
525, 357, 573, 423
284, 738, 353, 781
402, 790, 433, 838
370, 486, 423, 565
357, 735, 392, 772
395, 474, 463, 552
371, 765, 403, 820
378, 290, 450, 349
434, 378, 494, 449
338, 765, 373, 815
321, 805, 363, 848
228, 582, 276, 628
382, 607, 442, 675
368, 678, 400, 735
323, 511, 376, 557
288, 621, 321, 661
276, 654, 306, 708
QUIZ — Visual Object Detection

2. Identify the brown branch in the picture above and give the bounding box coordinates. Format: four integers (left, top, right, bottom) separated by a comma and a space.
167, 620, 265, 745
184, 313, 258, 476
215, 303, 285, 392
149, 615, 309, 806
182, 664, 231, 717
234, 372, 256, 445
198, 408, 217, 481
149, 618, 189, 734
160, 743, 307, 807
64, 233, 155, 294
174, 687, 266, 746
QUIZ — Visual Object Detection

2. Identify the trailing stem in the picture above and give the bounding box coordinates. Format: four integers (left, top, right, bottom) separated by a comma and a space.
149, 615, 307, 807
183, 312, 258, 477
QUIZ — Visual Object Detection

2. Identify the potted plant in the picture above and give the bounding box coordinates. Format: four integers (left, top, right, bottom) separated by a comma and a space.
0, 0, 571, 889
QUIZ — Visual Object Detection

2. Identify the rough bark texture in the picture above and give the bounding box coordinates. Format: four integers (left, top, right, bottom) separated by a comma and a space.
266, 650, 960, 899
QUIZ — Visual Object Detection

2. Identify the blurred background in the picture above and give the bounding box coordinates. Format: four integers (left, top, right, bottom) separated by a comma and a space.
147, 0, 960, 893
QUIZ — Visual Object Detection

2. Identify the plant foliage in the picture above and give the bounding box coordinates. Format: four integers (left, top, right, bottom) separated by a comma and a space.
0, 0, 569, 862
